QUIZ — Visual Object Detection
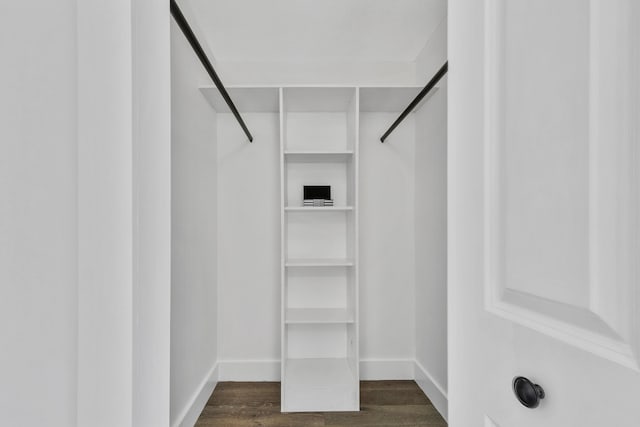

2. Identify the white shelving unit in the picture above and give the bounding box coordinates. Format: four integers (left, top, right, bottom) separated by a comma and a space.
280, 86, 360, 412
200, 83, 425, 413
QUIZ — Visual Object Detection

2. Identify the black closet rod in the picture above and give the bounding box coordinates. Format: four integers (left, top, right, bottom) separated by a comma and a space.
380, 61, 448, 143
170, 0, 254, 142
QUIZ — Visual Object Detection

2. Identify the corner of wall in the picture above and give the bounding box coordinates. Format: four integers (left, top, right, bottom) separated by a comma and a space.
414, 360, 448, 421
413, 84, 449, 422
172, 363, 218, 427
170, 10, 220, 426
414, 15, 448, 84
412, 10, 449, 423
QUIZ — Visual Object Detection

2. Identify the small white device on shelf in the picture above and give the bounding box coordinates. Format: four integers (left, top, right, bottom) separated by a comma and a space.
303, 199, 334, 207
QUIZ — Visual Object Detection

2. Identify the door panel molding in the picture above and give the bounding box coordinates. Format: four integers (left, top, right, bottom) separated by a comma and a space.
483, 0, 640, 370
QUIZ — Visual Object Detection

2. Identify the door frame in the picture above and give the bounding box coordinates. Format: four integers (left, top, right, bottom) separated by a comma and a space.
76, 1, 172, 426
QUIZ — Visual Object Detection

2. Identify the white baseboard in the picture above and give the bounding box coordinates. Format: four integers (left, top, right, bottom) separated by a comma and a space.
172, 363, 218, 427
218, 359, 280, 381
360, 358, 415, 380
414, 360, 448, 421
216, 358, 415, 382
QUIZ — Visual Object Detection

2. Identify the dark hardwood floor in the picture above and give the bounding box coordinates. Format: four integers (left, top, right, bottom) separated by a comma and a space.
195, 381, 447, 426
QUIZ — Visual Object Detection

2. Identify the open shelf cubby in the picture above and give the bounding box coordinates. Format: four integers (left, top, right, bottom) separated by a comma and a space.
283, 323, 358, 412
283, 357, 358, 412
280, 87, 359, 412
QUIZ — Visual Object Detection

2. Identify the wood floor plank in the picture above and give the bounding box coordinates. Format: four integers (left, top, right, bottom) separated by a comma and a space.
196, 410, 325, 427
207, 382, 280, 407
360, 380, 421, 390
324, 405, 443, 426
195, 381, 447, 427
361, 380, 430, 406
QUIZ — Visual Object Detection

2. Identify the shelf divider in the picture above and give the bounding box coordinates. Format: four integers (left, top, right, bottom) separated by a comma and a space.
285, 206, 353, 212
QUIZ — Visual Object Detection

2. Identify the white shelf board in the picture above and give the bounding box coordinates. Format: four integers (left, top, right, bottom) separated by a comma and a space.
200, 86, 279, 112
286, 308, 354, 324
360, 86, 440, 112
284, 151, 353, 163
285, 258, 355, 267
283, 358, 358, 412
285, 206, 353, 212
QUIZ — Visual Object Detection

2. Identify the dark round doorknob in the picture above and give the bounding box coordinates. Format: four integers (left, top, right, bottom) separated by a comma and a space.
512, 376, 545, 408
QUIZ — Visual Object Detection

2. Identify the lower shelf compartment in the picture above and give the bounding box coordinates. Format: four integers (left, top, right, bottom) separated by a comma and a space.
282, 357, 359, 412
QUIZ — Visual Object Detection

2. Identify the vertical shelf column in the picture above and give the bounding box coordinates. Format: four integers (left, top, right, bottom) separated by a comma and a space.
280, 87, 360, 413
279, 87, 287, 408
347, 87, 360, 405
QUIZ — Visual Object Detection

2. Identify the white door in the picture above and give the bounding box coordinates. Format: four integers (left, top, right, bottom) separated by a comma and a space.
448, 0, 640, 426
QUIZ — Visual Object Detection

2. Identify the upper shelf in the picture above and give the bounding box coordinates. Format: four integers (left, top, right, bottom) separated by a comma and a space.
200, 85, 441, 114
200, 86, 279, 112
284, 150, 354, 163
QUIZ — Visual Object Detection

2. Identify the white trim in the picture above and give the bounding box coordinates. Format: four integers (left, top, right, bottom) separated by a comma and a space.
359, 359, 414, 380
414, 360, 448, 421
218, 359, 280, 381
217, 359, 417, 382
172, 363, 218, 427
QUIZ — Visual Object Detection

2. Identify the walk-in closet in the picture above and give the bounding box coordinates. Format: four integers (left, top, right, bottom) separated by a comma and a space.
170, 0, 448, 424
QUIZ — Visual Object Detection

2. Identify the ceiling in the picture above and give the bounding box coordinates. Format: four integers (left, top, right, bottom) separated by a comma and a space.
184, 0, 446, 62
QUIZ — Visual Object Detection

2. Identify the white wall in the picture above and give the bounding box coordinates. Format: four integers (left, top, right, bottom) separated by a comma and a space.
76, 2, 172, 425
131, 1, 172, 425
415, 17, 448, 85
414, 83, 448, 413
170, 19, 219, 427
216, 110, 417, 379
77, 2, 136, 424
359, 113, 417, 377
0, 2, 78, 425
3, 2, 172, 426
413, 15, 448, 420
217, 113, 281, 379
217, 61, 417, 87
